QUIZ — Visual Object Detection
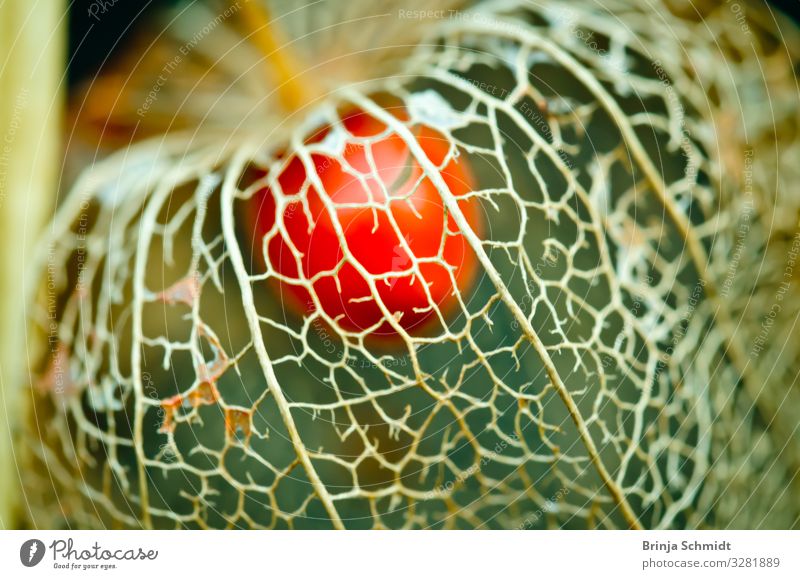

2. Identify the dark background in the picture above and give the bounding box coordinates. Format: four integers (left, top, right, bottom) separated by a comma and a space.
67, 0, 800, 88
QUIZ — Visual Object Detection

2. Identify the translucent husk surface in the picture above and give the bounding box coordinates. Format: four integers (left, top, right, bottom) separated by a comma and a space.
21, 0, 800, 529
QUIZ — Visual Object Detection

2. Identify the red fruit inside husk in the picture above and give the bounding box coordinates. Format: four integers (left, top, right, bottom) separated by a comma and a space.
246, 107, 483, 341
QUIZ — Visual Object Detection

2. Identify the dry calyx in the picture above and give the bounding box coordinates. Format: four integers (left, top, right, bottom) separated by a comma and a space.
20, 0, 800, 530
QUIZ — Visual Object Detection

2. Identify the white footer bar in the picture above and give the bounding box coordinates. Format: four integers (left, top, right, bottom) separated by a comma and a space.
1, 530, 798, 578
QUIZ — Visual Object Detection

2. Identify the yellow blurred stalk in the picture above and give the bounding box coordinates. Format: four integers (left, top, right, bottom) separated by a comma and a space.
0, 0, 64, 528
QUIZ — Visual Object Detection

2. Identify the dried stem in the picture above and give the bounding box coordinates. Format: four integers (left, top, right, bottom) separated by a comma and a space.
0, 0, 64, 528
237, 0, 317, 111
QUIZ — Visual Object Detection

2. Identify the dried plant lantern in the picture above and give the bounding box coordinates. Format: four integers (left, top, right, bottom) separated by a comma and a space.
12, 0, 800, 530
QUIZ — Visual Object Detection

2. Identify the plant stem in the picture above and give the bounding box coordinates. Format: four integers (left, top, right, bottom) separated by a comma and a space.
237, 0, 316, 111
0, 0, 64, 529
